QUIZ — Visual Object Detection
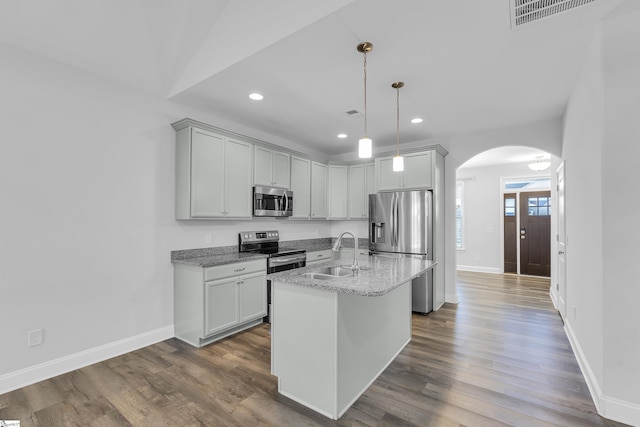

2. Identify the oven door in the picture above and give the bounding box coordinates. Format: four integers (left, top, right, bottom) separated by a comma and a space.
268, 252, 306, 273
266, 252, 306, 323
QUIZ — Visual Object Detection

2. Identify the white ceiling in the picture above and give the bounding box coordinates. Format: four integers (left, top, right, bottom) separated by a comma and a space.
458, 146, 550, 169
0, 0, 624, 156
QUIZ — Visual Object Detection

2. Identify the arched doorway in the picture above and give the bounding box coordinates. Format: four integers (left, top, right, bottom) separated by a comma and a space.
455, 146, 555, 277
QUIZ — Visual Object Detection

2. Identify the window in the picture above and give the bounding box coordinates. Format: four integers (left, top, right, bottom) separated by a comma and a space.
456, 181, 464, 249
527, 196, 551, 216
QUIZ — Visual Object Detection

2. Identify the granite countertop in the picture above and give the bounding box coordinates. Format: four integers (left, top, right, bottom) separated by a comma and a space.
172, 251, 268, 267
268, 255, 436, 297
171, 237, 369, 268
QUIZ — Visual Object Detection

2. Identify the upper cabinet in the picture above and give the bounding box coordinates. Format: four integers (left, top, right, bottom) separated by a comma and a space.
348, 163, 375, 219
254, 146, 290, 189
327, 165, 348, 220
310, 161, 327, 219
290, 156, 312, 219
376, 151, 433, 191
175, 124, 253, 219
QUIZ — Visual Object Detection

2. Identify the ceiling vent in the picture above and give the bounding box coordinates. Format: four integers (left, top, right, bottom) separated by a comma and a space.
345, 109, 363, 117
510, 0, 596, 28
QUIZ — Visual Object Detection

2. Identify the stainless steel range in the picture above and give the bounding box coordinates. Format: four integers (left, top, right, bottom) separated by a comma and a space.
239, 230, 306, 323
238, 230, 306, 273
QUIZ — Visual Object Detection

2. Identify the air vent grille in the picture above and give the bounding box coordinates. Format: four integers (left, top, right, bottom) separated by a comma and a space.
510, 0, 596, 27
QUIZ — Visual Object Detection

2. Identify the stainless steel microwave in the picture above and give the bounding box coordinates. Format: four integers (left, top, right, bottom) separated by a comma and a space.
253, 186, 293, 217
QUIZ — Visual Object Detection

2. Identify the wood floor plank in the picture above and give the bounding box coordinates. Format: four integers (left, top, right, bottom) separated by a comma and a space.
0, 271, 630, 426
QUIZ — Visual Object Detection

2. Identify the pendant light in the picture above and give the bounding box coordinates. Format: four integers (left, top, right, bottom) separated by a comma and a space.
357, 42, 373, 158
392, 81, 405, 172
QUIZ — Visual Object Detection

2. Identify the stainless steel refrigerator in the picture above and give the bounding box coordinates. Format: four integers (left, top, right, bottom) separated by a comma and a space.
369, 190, 433, 314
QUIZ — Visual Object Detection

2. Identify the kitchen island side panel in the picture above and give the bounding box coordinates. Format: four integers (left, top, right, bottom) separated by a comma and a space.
336, 281, 411, 415
271, 280, 412, 420
272, 282, 338, 418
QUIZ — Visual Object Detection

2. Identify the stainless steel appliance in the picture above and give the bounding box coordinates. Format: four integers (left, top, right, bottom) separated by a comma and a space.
239, 230, 306, 322
253, 186, 293, 217
369, 190, 433, 314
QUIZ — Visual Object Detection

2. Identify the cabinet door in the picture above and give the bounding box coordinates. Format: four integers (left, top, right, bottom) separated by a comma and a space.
310, 162, 327, 218
290, 156, 311, 218
328, 165, 348, 219
272, 151, 291, 188
348, 165, 366, 219
239, 272, 267, 322
376, 157, 402, 191
190, 128, 225, 217
254, 146, 273, 186
225, 138, 253, 218
205, 278, 239, 336
403, 151, 432, 189
365, 163, 375, 215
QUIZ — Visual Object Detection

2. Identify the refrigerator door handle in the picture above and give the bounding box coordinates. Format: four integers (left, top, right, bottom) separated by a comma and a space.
392, 193, 399, 247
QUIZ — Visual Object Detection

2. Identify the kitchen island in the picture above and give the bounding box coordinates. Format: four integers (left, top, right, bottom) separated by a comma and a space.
268, 255, 436, 420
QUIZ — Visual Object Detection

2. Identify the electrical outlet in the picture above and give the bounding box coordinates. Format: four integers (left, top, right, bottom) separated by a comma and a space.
205, 234, 212, 245
475, 254, 480, 261
573, 305, 577, 319
28, 329, 43, 347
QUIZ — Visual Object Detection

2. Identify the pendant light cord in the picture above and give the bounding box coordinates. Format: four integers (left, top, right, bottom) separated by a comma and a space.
395, 85, 400, 155
363, 51, 368, 137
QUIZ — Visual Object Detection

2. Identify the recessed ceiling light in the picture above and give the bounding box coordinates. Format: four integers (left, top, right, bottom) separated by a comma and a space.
337, 133, 348, 139
411, 118, 423, 124
249, 93, 264, 101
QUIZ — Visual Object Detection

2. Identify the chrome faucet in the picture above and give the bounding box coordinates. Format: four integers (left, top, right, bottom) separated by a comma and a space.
332, 231, 359, 273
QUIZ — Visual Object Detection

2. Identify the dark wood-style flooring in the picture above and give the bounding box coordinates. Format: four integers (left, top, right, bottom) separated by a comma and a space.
1, 272, 628, 426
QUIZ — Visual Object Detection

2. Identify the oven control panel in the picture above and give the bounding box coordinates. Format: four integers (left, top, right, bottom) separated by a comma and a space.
239, 230, 279, 243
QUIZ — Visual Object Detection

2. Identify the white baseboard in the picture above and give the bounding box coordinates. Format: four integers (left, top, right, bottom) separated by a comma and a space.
0, 325, 174, 395
445, 293, 459, 304
564, 322, 640, 426
456, 265, 501, 274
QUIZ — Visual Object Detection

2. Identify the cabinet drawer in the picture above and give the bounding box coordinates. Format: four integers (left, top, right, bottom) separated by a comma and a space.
204, 259, 266, 281
307, 249, 333, 263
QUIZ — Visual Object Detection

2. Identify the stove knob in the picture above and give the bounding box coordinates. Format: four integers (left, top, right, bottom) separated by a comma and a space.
244, 234, 249, 238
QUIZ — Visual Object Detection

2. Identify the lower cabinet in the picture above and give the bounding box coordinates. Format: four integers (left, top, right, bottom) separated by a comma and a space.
174, 258, 267, 347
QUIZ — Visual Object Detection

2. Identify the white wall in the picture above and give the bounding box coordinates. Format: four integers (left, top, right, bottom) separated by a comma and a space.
600, 3, 640, 414
561, 3, 640, 424
456, 161, 555, 274
0, 44, 333, 391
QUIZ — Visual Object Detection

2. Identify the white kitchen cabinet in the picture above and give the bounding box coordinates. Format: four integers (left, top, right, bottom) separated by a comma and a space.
310, 161, 327, 219
174, 258, 267, 347
306, 249, 333, 265
254, 146, 290, 189
348, 163, 375, 219
174, 123, 253, 219
327, 165, 348, 219
376, 151, 433, 191
290, 156, 311, 219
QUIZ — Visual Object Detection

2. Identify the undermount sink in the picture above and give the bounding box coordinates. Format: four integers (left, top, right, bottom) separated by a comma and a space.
301, 266, 353, 280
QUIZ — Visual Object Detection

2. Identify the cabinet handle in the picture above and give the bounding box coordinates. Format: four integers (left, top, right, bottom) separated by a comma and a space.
234, 267, 246, 272
237, 280, 244, 285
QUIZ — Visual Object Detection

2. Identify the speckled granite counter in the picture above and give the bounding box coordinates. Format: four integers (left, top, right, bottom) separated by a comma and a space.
171, 237, 368, 268
268, 255, 435, 297
172, 251, 267, 267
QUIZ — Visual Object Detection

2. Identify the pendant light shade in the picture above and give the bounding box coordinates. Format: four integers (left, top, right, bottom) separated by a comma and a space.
393, 154, 404, 172
357, 42, 373, 158
359, 137, 372, 158
392, 81, 405, 172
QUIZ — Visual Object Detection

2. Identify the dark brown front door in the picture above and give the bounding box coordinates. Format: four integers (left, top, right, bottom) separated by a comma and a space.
520, 191, 551, 276
504, 193, 517, 273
